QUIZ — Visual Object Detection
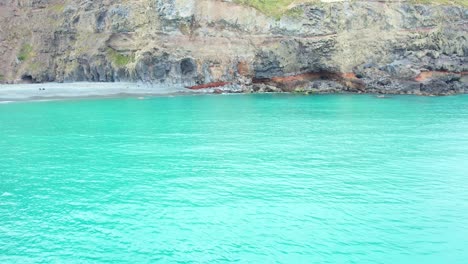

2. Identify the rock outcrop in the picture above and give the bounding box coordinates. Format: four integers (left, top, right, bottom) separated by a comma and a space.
0, 0, 467, 95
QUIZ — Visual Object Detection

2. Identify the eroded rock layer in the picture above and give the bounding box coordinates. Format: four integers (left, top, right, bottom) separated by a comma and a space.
0, 0, 467, 95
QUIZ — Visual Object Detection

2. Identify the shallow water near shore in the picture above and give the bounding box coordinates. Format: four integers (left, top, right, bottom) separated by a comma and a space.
1, 94, 468, 263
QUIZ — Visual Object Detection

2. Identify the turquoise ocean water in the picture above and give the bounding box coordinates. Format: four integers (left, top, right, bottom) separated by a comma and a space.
1, 94, 468, 263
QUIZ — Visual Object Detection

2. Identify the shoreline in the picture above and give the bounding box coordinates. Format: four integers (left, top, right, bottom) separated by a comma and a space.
1, 82, 466, 103
0, 82, 200, 102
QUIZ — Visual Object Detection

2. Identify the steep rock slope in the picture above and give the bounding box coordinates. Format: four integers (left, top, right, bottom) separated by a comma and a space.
0, 0, 467, 95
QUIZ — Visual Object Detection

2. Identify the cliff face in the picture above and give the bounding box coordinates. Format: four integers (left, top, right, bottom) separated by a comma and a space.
0, 0, 467, 95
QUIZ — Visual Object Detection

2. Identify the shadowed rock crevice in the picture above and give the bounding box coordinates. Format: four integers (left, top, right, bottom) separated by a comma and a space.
180, 58, 196, 76
20, 74, 34, 83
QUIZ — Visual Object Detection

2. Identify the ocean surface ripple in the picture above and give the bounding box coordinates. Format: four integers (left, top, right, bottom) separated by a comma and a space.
1, 94, 467, 263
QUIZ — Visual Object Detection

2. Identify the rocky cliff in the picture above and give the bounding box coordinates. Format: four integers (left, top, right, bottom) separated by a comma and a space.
0, 0, 467, 95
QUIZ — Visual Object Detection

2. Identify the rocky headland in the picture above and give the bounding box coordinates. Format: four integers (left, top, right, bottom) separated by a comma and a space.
0, 0, 467, 96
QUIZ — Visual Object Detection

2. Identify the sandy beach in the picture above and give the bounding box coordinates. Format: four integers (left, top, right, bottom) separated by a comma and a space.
0, 82, 193, 102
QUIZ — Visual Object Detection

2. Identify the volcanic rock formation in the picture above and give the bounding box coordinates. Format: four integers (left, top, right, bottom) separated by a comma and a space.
0, 0, 467, 95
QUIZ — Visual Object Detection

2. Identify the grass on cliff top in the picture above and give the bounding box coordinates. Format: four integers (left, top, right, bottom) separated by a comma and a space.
411, 0, 468, 6
236, 0, 467, 18
49, 3, 65, 13
234, 0, 312, 18
107, 49, 133, 67
18, 44, 33, 62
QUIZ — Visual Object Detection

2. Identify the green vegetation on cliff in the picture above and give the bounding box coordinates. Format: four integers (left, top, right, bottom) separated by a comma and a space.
234, 0, 314, 18
107, 49, 133, 67
49, 3, 65, 13
236, 0, 467, 17
412, 0, 468, 6
18, 44, 33, 61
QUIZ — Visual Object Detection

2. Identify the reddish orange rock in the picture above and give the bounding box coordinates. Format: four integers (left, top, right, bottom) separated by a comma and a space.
415, 71, 467, 82
340, 73, 358, 79
237, 61, 250, 76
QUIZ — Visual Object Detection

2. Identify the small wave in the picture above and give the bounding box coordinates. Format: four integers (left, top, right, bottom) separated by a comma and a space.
375, 95, 392, 99
0, 101, 14, 104
1, 192, 13, 197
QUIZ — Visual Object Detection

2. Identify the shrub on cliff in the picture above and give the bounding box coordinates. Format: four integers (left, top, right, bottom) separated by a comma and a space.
18, 44, 33, 62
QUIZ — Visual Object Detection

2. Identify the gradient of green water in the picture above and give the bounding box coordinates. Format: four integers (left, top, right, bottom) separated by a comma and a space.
1, 94, 468, 263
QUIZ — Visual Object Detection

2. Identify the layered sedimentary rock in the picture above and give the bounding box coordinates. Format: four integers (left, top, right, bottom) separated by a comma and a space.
0, 0, 467, 95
